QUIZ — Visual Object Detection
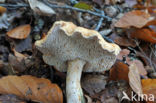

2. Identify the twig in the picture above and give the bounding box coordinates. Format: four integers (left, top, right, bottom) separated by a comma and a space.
94, 10, 114, 43
134, 40, 156, 71
150, 45, 156, 58
0, 2, 112, 21
0, 1, 113, 42
0, 3, 29, 9
42, 0, 112, 21
95, 11, 104, 31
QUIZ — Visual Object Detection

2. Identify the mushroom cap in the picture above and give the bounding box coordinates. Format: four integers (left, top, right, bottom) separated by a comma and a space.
35, 21, 121, 72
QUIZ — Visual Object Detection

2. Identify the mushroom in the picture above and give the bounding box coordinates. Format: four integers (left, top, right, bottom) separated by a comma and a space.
35, 21, 121, 103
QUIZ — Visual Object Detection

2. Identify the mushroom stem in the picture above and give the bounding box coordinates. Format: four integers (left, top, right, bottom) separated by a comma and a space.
66, 59, 86, 103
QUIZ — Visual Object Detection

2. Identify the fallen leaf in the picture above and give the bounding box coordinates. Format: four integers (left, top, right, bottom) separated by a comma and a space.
125, 0, 137, 7
117, 49, 147, 77
115, 10, 153, 28
128, 59, 147, 76
28, 0, 56, 16
151, 0, 156, 6
117, 49, 130, 60
14, 36, 32, 52
114, 36, 136, 47
0, 94, 26, 103
81, 75, 107, 96
128, 63, 143, 95
100, 86, 121, 103
8, 54, 27, 72
74, 2, 93, 10
0, 75, 63, 103
7, 24, 31, 39
146, 19, 156, 26
13, 48, 27, 61
109, 61, 129, 82
0, 45, 9, 62
0, 6, 6, 14
130, 28, 156, 43
142, 79, 156, 102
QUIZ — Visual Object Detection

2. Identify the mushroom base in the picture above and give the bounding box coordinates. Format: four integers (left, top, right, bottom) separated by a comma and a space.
66, 59, 86, 103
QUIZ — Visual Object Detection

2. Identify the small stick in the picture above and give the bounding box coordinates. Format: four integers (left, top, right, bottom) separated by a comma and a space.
94, 10, 114, 43
0, 1, 114, 42
42, 0, 112, 21
95, 10, 104, 31
0, 3, 29, 8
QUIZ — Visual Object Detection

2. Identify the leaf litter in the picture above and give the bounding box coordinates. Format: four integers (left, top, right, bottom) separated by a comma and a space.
0, 0, 156, 103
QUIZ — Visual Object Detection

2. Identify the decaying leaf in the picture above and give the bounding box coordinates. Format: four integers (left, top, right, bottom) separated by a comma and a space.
0, 6, 6, 14
13, 48, 27, 62
130, 28, 156, 43
142, 79, 156, 102
117, 49, 147, 76
0, 75, 63, 103
128, 59, 147, 76
14, 36, 32, 52
115, 10, 153, 28
117, 49, 130, 60
28, 0, 56, 16
8, 54, 27, 72
7, 24, 31, 39
125, 0, 137, 7
100, 84, 125, 103
109, 61, 129, 82
81, 75, 107, 96
74, 2, 93, 10
0, 94, 26, 103
114, 36, 136, 47
128, 63, 143, 95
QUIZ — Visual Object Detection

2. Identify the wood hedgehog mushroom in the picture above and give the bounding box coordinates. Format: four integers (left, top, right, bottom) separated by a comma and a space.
35, 21, 121, 103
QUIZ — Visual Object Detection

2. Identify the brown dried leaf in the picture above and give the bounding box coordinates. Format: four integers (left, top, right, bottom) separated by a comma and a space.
128, 63, 143, 95
100, 86, 120, 103
81, 75, 107, 96
115, 10, 153, 28
0, 6, 6, 14
117, 49, 130, 60
109, 61, 129, 82
8, 54, 26, 72
142, 79, 156, 102
130, 28, 156, 43
0, 94, 26, 103
0, 75, 63, 103
7, 24, 31, 39
128, 59, 147, 76
114, 36, 136, 47
13, 48, 27, 61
